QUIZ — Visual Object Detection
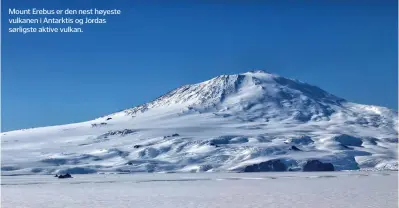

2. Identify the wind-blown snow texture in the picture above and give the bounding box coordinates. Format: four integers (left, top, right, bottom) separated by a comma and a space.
2, 172, 397, 208
1, 71, 398, 175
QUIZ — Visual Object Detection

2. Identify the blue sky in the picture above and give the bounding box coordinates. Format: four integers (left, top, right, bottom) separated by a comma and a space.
2, 0, 397, 131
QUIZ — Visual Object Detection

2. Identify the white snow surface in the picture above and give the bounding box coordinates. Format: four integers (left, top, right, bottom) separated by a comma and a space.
1, 71, 398, 174
1, 172, 397, 208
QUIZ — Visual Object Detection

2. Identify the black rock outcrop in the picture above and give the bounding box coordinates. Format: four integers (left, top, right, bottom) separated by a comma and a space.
243, 159, 287, 172
303, 160, 334, 171
57, 173, 73, 179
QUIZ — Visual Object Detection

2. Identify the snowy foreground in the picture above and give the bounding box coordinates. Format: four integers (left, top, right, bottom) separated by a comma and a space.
1, 172, 397, 208
1, 71, 398, 174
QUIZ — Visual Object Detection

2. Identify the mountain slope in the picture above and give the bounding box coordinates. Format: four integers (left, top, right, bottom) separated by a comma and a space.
2, 71, 397, 175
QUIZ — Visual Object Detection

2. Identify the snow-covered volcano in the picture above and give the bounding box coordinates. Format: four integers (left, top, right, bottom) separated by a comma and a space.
2, 71, 398, 174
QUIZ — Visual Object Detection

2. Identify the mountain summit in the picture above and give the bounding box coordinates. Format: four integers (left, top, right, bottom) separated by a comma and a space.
2, 71, 397, 174
123, 70, 391, 128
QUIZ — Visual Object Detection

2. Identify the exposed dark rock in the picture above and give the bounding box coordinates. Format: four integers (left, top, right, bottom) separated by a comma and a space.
362, 137, 378, 145
382, 138, 398, 143
134, 145, 142, 149
290, 145, 301, 151
97, 129, 136, 140
333, 134, 362, 147
243, 159, 287, 172
109, 148, 130, 157
91, 123, 107, 127
106, 117, 112, 120
287, 136, 314, 145
106, 129, 136, 137
199, 164, 213, 172
340, 144, 354, 150
58, 173, 73, 179
210, 137, 230, 145
255, 135, 272, 143
165, 133, 180, 138
303, 160, 334, 171
209, 136, 249, 145
209, 142, 220, 148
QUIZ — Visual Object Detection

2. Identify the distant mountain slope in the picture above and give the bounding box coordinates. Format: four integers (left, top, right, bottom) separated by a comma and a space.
2, 71, 397, 175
